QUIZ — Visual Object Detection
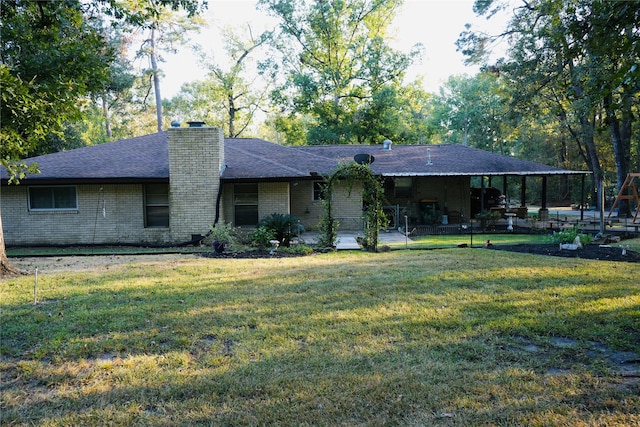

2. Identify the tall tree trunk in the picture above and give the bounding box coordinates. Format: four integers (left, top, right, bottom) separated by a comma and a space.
0, 209, 22, 277
579, 114, 602, 206
102, 92, 113, 140
228, 93, 235, 138
150, 26, 163, 133
569, 60, 602, 207
560, 132, 569, 200
604, 93, 632, 216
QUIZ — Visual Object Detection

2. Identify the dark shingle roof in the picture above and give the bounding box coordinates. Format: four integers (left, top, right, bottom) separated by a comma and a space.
1, 131, 584, 185
296, 144, 581, 176
1, 132, 169, 184
223, 138, 336, 179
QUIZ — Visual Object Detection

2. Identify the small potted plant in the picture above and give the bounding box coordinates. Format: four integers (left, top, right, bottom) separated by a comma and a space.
209, 222, 238, 254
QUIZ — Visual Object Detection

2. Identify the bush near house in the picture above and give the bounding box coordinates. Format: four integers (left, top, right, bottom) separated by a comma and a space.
258, 213, 305, 247
547, 225, 593, 246
208, 222, 241, 251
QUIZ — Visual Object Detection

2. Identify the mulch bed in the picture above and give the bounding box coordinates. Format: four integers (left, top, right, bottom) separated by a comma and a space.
487, 243, 640, 263
201, 250, 310, 259
202, 244, 640, 262
200, 243, 640, 262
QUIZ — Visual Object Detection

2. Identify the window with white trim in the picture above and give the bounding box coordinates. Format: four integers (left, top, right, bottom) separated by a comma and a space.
28, 186, 77, 211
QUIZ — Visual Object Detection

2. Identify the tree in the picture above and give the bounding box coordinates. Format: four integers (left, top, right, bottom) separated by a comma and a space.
208, 25, 273, 137
124, 0, 205, 132
1, 0, 115, 275
0, 0, 206, 276
166, 25, 273, 137
259, 0, 419, 144
458, 0, 639, 212
428, 72, 509, 152
96, 32, 138, 141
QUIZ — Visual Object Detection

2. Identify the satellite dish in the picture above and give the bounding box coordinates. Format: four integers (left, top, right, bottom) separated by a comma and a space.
354, 153, 375, 165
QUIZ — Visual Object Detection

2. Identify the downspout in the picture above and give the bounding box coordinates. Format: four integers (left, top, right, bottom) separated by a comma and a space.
213, 180, 224, 226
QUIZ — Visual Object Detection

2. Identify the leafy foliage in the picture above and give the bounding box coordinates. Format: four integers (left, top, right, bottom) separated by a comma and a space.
208, 222, 241, 250
165, 25, 272, 137
258, 213, 305, 247
458, 0, 640, 211
547, 226, 593, 246
248, 226, 277, 249
475, 209, 502, 231
0, 0, 116, 162
259, 0, 421, 144
428, 72, 510, 152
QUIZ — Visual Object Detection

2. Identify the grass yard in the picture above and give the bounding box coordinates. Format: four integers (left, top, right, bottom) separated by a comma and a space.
1, 249, 639, 426
387, 232, 550, 249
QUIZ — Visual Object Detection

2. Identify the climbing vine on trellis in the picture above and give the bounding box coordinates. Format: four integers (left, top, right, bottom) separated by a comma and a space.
317, 162, 387, 251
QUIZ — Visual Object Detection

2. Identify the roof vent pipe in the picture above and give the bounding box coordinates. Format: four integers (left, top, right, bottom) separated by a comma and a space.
187, 120, 206, 128
383, 139, 392, 150
170, 120, 181, 128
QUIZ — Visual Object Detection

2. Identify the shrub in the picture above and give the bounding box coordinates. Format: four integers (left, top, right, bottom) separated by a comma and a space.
259, 213, 305, 247
547, 226, 593, 246
475, 210, 502, 231
209, 222, 241, 251
249, 226, 277, 249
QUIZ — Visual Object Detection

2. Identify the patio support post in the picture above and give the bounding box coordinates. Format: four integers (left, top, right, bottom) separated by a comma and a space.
480, 176, 486, 212
580, 174, 585, 221
539, 176, 549, 220
502, 176, 508, 203
520, 176, 526, 207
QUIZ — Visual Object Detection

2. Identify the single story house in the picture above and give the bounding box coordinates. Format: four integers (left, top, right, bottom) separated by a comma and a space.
1, 123, 586, 246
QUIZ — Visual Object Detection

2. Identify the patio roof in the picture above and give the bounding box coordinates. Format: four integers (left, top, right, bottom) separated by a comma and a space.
295, 144, 586, 177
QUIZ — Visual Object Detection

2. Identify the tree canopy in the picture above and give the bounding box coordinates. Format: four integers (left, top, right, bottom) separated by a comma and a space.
458, 0, 640, 208
259, 0, 421, 144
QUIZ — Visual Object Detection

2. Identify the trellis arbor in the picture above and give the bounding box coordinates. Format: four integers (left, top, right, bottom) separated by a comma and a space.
317, 162, 387, 251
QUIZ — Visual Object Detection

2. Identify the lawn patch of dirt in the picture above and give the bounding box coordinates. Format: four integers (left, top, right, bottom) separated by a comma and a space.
488, 243, 640, 262
7, 253, 198, 275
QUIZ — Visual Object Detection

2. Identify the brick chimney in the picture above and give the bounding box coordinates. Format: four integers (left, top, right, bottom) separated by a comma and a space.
167, 123, 225, 242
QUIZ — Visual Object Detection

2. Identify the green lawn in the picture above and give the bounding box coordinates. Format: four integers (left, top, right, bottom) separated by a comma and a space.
2, 249, 639, 426
387, 232, 549, 249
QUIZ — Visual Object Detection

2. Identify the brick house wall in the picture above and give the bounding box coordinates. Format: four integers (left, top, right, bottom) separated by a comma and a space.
1, 184, 171, 245
291, 181, 323, 228
290, 180, 364, 230
258, 182, 290, 219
